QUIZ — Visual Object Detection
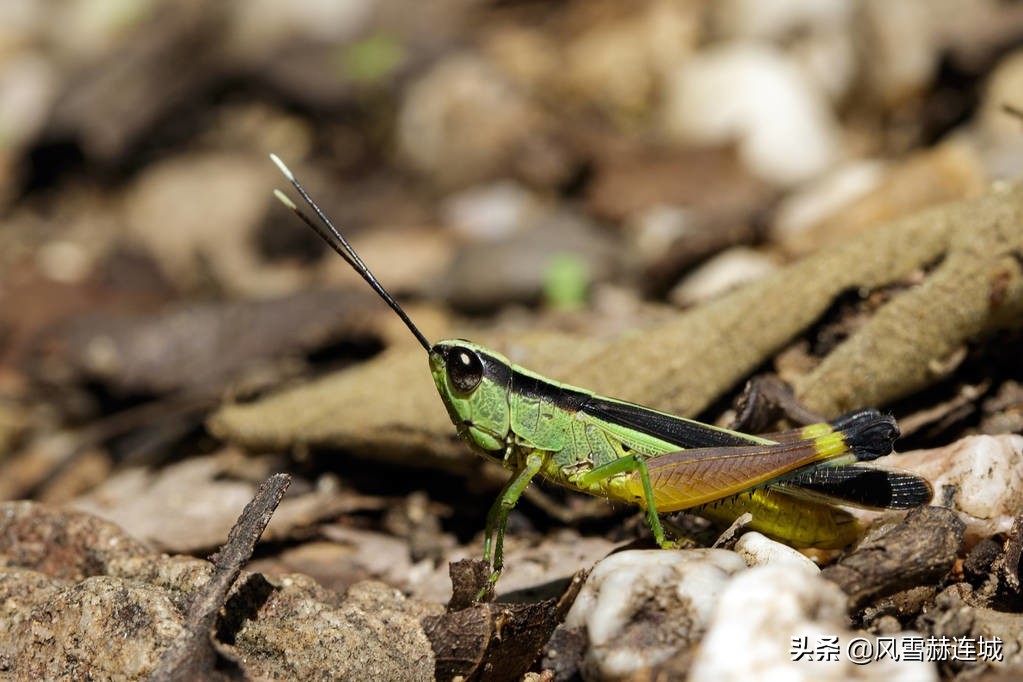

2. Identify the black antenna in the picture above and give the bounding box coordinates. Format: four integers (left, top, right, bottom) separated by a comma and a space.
270, 154, 432, 352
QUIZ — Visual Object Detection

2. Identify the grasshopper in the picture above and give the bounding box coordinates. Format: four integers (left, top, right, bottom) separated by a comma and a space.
270, 155, 932, 591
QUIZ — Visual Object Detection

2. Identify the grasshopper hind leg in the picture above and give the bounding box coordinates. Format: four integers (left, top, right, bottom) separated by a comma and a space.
631, 455, 678, 549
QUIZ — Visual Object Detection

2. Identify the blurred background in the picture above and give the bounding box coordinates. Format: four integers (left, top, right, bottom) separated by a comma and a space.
2, 0, 1023, 597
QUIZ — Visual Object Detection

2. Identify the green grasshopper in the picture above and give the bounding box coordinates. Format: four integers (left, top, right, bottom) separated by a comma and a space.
270, 155, 932, 591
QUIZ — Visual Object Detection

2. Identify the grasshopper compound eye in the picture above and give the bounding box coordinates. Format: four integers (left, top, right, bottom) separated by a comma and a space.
447, 346, 484, 392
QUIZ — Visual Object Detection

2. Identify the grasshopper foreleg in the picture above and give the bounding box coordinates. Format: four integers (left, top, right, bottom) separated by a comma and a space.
482, 450, 545, 595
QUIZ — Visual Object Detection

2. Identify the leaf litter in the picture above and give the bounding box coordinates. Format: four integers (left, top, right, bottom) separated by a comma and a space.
3, 2, 1023, 679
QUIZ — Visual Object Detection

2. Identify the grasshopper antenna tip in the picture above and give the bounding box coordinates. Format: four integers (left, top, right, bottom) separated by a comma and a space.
268, 155, 433, 354
269, 153, 294, 180
273, 188, 297, 210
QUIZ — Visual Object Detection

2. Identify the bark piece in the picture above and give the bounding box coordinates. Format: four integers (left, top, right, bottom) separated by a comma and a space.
821, 506, 965, 611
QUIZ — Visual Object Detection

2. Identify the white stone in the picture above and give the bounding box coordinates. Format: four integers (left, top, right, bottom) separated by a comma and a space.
229, 0, 372, 53
669, 247, 778, 307
734, 532, 819, 576
980, 50, 1023, 136
771, 159, 887, 246
627, 204, 696, 264
565, 549, 746, 680
662, 42, 840, 186
0, 51, 56, 150
959, 49, 1023, 180
690, 565, 938, 682
560, 0, 700, 118
711, 0, 852, 40
859, 0, 938, 106
37, 240, 92, 284
711, 0, 856, 101
790, 27, 858, 103
397, 53, 537, 187
866, 435, 1023, 543
441, 181, 538, 242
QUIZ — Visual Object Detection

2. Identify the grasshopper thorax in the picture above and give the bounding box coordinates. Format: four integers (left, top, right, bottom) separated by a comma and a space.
429, 340, 513, 457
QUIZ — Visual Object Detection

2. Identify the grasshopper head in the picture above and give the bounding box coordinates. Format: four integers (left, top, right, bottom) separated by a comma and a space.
429, 340, 512, 458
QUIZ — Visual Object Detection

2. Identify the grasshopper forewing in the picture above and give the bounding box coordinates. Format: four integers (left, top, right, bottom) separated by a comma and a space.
270, 155, 933, 591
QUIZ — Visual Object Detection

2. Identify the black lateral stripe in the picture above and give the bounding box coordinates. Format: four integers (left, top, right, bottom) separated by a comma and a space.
477, 352, 591, 412
509, 368, 591, 412
785, 464, 933, 509
477, 351, 513, 390
580, 396, 761, 449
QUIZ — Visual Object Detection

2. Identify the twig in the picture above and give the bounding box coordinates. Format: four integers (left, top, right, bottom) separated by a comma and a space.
149, 473, 292, 681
